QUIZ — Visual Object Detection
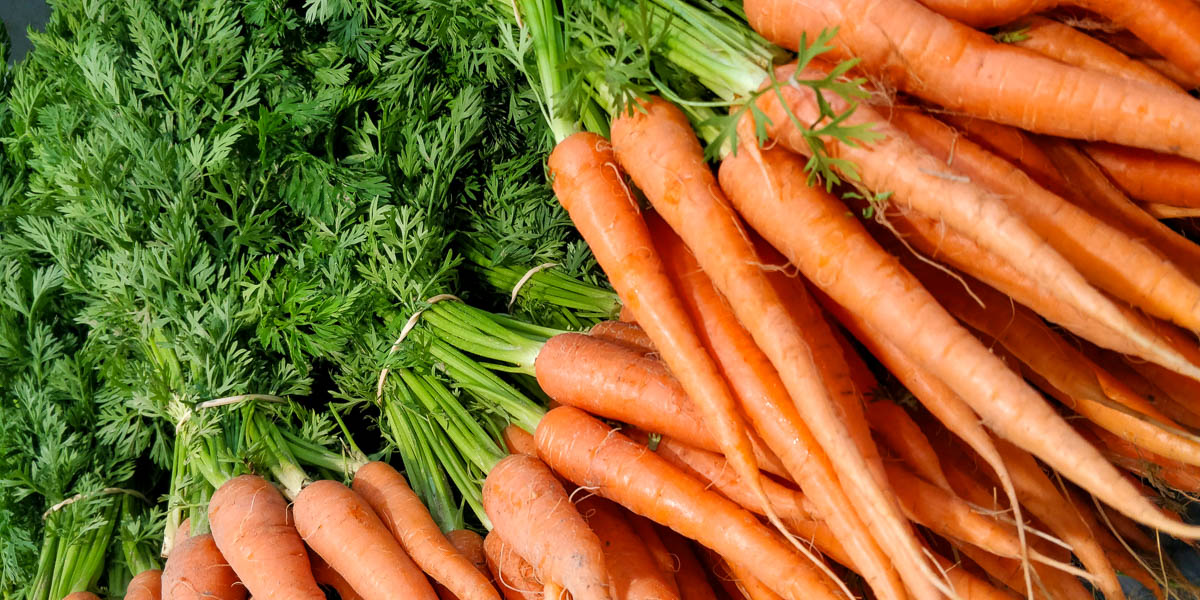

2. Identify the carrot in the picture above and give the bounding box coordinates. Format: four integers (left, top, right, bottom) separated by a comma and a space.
352, 462, 497, 600
1087, 424, 1200, 493
535, 333, 789, 479
174, 518, 191, 545
588, 321, 655, 354
1143, 203, 1200, 218
613, 96, 939, 600
954, 544, 1090, 600
536, 406, 844, 600
310, 550, 364, 600
867, 402, 952, 491
744, 0, 1200, 160
484, 532, 542, 600
719, 555, 785, 600
482, 454, 610, 600
1142, 57, 1200, 89
1007, 17, 1181, 90
1084, 143, 1200, 208
503, 425, 538, 457
935, 114, 1071, 197
63, 593, 101, 600
576, 495, 681, 600
927, 551, 1019, 600
123, 569, 162, 600
655, 526, 720, 600
719, 139, 1200, 538
446, 530, 490, 577
161, 533, 246, 600
1060, 486, 1164, 597
647, 212, 906, 600
548, 130, 782, 568
207, 474, 324, 600
1082, 344, 1200, 431
627, 514, 680, 592
699, 550, 752, 600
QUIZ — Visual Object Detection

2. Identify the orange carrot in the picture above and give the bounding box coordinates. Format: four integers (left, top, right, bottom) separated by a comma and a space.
936, 114, 1071, 197
123, 569, 162, 600
446, 530, 489, 577
927, 550, 1019, 600
548, 130, 779, 564
174, 518, 191, 545
64, 593, 101, 600
699, 550, 752, 600
352, 462, 496, 600
1082, 345, 1200, 431
719, 555, 785, 600
627, 514, 681, 594
656, 526, 720, 600
867, 402, 952, 491
576, 495, 681, 600
1142, 57, 1200, 89
207, 474, 324, 600
1087, 424, 1200, 493
502, 425, 538, 457
1143, 203, 1200, 218
955, 544, 1090, 600
1084, 143, 1200, 208
719, 139, 1200, 538
1008, 17, 1181, 90
484, 532, 541, 600
482, 454, 610, 600
161, 533, 246, 600
536, 406, 844, 600
614, 96, 937, 600
310, 550, 364, 600
588, 321, 655, 354
745, 0, 1200, 160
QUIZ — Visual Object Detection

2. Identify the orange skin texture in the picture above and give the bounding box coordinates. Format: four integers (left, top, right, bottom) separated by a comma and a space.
484, 532, 542, 600
611, 96, 934, 600
502, 425, 538, 457
957, 544, 1089, 600
1085, 143, 1200, 208
587, 321, 655, 354
482, 454, 611, 600
937, 113, 1072, 197
743, 0, 1200, 160
63, 594, 102, 600
446, 530, 489, 577
534, 406, 843, 600
123, 569, 162, 600
1088, 424, 1200, 493
294, 480, 436, 600
625, 514, 681, 596
352, 462, 497, 600
1011, 17, 1180, 90
719, 139, 1200, 539
866, 402, 952, 491
576, 495, 681, 600
654, 527, 720, 600
310, 550, 364, 600
161, 534, 246, 600
208, 474, 324, 600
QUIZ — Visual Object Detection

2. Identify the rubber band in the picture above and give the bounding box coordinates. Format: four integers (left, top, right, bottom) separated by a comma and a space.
507, 262, 558, 308
43, 487, 148, 520
375, 294, 462, 403
196, 393, 286, 410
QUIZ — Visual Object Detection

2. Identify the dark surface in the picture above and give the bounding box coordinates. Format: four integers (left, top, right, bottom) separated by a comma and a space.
1, 0, 51, 63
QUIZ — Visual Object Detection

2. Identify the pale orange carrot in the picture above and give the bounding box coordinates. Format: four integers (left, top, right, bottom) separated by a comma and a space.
576, 495, 680, 600
161, 533, 246, 600
588, 321, 655, 354
1008, 17, 1181, 90
484, 532, 541, 600
867, 402, 952, 491
310, 550, 364, 600
655, 526, 721, 600
123, 569, 162, 600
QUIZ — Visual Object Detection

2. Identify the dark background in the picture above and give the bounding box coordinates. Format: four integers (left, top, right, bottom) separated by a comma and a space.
2, 0, 51, 63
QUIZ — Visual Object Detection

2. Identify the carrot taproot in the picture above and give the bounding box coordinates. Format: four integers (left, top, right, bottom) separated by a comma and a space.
447, 530, 489, 577
867, 402, 952, 491
719, 555, 785, 600
588, 321, 655, 354
699, 549, 752, 600
928, 550, 1019, 600
1007, 17, 1181, 90
352, 462, 497, 600
1130, 361, 1200, 424
576, 495, 681, 600
207, 474, 324, 600
719, 139, 1200, 538
484, 532, 541, 600
535, 333, 789, 479
954, 544, 1091, 600
536, 406, 844, 600
745, 0, 1200, 160
1143, 203, 1200, 218
614, 96, 938, 600
655, 526, 720, 600
1084, 143, 1200, 208
161, 533, 246, 600
174, 518, 191, 545
935, 114, 1071, 197
1086, 424, 1200, 493
646, 215, 906, 600
1142, 57, 1200, 89
547, 130, 781, 567
627, 514, 681, 595
1082, 344, 1200, 431
1059, 485, 1164, 597
482, 454, 610, 600
502, 425, 538, 457
123, 569, 162, 600
310, 550, 364, 600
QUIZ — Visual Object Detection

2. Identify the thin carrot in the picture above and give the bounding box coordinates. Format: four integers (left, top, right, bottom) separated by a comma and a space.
647, 214, 906, 600
535, 406, 844, 600
123, 569, 162, 600
352, 462, 497, 600
867, 402, 952, 491
588, 321, 655, 354
1142, 57, 1200, 89
954, 544, 1090, 600
720, 139, 1200, 538
1086, 424, 1200, 493
484, 532, 541, 600
627, 514, 681, 595
699, 549, 752, 600
310, 550, 364, 600
482, 454, 610, 600
446, 529, 490, 577
207, 474, 324, 600
927, 550, 1019, 600
1084, 143, 1200, 208
614, 96, 939, 600
656, 526, 720, 600
1060, 485, 1164, 597
1081, 344, 1200, 431
719, 555, 786, 600
1007, 17, 1181, 90
1143, 203, 1200, 218
161, 533, 246, 600
576, 495, 681, 600
502, 425, 538, 457
744, 0, 1200, 160
935, 114, 1070, 198
548, 130, 781, 565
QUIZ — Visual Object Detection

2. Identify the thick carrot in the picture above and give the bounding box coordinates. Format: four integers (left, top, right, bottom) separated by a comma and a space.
1084, 143, 1200, 208
656, 526, 720, 600
310, 550, 364, 600
647, 214, 906, 600
123, 569, 162, 600
614, 96, 938, 600
161, 533, 246, 600
484, 532, 541, 600
576, 495, 681, 600
548, 131, 778, 562
720, 140, 1200, 538
745, 0, 1200, 160
1008, 17, 1181, 90
867, 402, 952, 491
503, 425, 538, 457
588, 321, 655, 354
535, 333, 789, 478
536, 406, 843, 600
482, 454, 610, 600
352, 462, 497, 600
207, 474, 324, 600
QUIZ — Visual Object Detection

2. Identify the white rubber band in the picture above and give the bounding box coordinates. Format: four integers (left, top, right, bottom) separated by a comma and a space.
508, 262, 558, 308
43, 487, 148, 520
375, 294, 462, 402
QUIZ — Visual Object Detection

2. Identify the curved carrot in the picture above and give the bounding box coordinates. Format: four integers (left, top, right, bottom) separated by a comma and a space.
744, 0, 1200, 161
352, 462, 496, 600
123, 569, 162, 600
1008, 17, 1181, 90
162, 533, 246, 600
656, 526, 720, 600
502, 425, 538, 457
719, 138, 1200, 538
548, 130, 782, 566
588, 321, 655, 354
484, 532, 541, 600
208, 474, 324, 600
310, 550, 364, 600
1083, 143, 1200, 208
536, 406, 844, 600
719, 556, 785, 600
613, 96, 937, 600
576, 495, 681, 600
482, 454, 610, 600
